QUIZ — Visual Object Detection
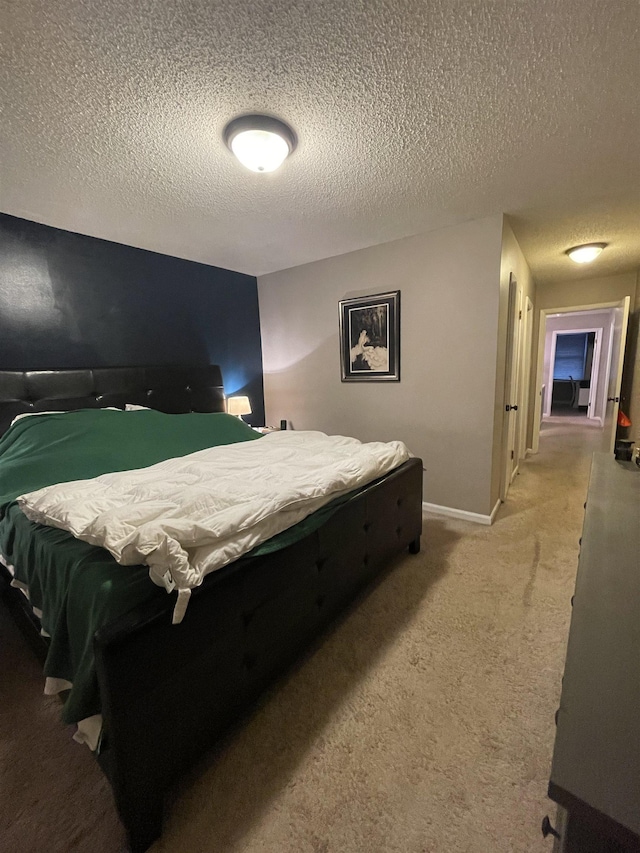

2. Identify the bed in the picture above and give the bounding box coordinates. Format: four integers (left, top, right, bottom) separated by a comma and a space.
0, 365, 423, 852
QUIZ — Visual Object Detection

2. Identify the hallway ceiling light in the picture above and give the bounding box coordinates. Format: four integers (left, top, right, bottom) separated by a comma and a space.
565, 243, 607, 264
223, 115, 296, 173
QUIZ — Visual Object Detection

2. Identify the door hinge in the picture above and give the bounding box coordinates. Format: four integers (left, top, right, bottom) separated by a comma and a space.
511, 450, 514, 459
519, 310, 522, 319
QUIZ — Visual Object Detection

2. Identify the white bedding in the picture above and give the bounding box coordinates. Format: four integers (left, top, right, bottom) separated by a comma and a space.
18, 431, 411, 623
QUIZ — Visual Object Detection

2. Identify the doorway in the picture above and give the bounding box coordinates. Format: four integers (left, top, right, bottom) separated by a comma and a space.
546, 328, 601, 419
532, 298, 631, 454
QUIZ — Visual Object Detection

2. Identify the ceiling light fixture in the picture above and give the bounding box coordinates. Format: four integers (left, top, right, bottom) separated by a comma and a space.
565, 243, 607, 264
223, 114, 297, 173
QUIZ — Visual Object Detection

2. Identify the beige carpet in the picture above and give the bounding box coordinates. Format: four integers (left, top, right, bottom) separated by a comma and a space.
1, 418, 603, 853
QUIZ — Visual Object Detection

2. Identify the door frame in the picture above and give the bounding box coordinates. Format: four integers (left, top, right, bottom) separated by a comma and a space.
532, 301, 623, 453
602, 297, 631, 453
544, 326, 603, 419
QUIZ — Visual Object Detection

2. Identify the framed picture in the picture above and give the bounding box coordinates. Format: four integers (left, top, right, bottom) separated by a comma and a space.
339, 291, 400, 381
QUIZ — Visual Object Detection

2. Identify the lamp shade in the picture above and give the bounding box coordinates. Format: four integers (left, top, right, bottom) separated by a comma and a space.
227, 395, 251, 416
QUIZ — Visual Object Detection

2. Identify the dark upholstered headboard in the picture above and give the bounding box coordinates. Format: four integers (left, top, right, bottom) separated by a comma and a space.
0, 365, 226, 436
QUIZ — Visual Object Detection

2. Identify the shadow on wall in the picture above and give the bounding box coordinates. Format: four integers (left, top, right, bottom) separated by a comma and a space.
45, 232, 209, 365
0, 221, 210, 366
262, 334, 341, 431
262, 332, 336, 377
161, 518, 459, 851
264, 333, 405, 434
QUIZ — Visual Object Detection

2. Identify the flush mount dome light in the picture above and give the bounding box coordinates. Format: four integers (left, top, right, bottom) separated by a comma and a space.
223, 114, 296, 173
565, 243, 607, 264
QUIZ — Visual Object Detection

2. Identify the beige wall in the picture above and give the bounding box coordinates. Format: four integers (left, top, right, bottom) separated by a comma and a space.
258, 215, 504, 516
492, 218, 536, 506
535, 272, 638, 312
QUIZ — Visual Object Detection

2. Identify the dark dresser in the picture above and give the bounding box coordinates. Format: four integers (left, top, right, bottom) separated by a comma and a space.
547, 453, 640, 852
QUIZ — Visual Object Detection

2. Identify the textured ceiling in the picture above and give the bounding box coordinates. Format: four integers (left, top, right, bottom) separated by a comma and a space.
1, 0, 639, 281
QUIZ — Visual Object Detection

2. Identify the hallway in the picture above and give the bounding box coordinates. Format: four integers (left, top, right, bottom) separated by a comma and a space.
538, 414, 604, 464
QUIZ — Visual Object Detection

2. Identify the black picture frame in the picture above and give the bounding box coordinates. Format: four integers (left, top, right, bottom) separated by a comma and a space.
339, 291, 400, 382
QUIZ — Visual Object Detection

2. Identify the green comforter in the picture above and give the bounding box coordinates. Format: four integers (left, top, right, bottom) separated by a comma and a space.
0, 409, 263, 725
0, 408, 262, 507
0, 410, 355, 730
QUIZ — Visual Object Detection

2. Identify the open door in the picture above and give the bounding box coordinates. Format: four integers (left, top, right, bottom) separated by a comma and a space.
602, 296, 631, 452
517, 296, 534, 460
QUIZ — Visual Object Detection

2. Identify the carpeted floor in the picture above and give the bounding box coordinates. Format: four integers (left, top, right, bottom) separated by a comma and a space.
0, 418, 603, 853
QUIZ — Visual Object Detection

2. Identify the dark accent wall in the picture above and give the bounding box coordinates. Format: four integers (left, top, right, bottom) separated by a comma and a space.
0, 213, 264, 425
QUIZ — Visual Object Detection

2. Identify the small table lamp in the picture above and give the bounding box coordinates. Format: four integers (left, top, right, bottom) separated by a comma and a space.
227, 395, 252, 421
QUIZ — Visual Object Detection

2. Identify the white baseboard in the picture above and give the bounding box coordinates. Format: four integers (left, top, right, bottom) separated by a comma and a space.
422, 499, 501, 526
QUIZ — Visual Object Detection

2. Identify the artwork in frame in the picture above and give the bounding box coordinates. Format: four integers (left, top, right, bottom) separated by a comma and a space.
339, 291, 400, 382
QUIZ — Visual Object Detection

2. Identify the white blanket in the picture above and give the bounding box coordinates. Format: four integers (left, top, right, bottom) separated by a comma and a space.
18, 431, 411, 623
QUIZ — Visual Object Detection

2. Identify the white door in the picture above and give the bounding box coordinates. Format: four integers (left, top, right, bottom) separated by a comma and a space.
517, 296, 534, 459
602, 296, 631, 452
501, 275, 522, 500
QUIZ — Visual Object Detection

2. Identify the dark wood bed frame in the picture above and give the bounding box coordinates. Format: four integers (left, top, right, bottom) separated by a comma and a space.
0, 365, 423, 852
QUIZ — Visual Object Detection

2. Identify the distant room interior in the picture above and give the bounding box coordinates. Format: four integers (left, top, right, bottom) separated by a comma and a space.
551, 331, 596, 416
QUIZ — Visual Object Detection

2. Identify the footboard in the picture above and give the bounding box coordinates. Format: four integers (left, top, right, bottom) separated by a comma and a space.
94, 457, 423, 852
